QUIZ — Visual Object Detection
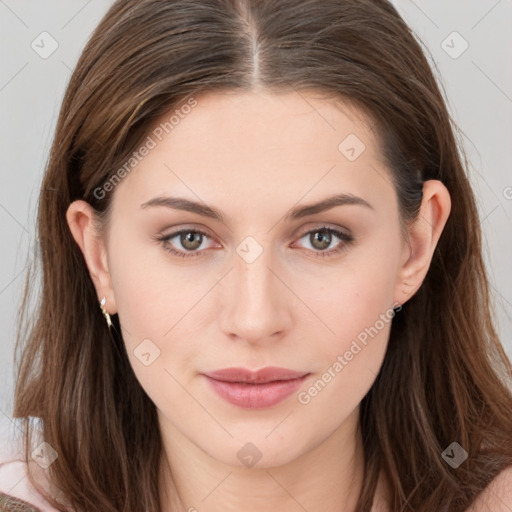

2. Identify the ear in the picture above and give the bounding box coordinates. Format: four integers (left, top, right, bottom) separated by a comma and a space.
66, 200, 117, 315
394, 179, 451, 306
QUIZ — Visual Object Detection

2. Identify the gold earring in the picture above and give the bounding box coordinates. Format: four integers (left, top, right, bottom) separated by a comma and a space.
100, 297, 112, 329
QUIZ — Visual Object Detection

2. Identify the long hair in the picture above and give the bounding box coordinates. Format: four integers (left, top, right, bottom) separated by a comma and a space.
13, 1, 512, 511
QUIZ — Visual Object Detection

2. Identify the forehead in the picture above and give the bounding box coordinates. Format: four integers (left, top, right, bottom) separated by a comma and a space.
110, 89, 394, 220
161, 89, 378, 158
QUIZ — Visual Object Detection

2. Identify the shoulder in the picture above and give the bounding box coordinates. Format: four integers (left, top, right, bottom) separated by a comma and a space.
466, 465, 512, 512
0, 417, 60, 512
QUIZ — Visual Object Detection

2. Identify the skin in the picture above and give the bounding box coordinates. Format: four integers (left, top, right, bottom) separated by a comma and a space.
67, 89, 452, 512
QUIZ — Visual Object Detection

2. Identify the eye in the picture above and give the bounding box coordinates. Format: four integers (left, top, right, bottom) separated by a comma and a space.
293, 226, 354, 257
155, 228, 216, 259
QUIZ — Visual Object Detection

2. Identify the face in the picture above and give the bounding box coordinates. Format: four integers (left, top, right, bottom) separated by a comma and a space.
99, 90, 408, 468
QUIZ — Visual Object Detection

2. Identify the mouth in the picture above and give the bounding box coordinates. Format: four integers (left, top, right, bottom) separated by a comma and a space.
202, 367, 311, 409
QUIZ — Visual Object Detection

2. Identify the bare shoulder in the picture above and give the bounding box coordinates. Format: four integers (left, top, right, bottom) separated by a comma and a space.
465, 465, 512, 512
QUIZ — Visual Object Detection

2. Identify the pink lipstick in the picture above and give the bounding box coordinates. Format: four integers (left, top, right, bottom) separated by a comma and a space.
202, 367, 310, 409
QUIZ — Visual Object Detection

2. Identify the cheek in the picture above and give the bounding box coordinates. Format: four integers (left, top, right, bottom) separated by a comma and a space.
108, 225, 201, 335
108, 247, 201, 414
107, 232, 205, 388
295, 322, 391, 440
296, 230, 401, 347
294, 266, 398, 422
293, 231, 401, 401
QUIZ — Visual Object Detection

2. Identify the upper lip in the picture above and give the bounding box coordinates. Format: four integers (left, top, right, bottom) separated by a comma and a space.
203, 367, 309, 384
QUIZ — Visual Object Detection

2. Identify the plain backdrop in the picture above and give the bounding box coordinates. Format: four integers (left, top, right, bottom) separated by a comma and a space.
1, 1, 511, 425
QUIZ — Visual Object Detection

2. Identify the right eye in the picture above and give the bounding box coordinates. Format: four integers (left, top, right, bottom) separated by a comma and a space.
155, 228, 218, 259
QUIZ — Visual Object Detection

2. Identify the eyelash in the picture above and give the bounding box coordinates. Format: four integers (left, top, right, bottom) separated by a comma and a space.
155, 226, 354, 260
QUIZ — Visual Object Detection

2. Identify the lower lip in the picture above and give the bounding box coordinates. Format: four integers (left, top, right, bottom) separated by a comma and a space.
204, 374, 310, 409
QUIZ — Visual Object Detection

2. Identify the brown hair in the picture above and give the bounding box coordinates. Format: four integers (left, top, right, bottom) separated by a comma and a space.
13, 0, 512, 511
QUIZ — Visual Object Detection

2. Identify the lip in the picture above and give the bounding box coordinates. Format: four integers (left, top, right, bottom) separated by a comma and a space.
202, 367, 310, 409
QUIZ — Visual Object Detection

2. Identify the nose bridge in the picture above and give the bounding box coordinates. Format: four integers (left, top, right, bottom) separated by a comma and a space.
220, 234, 290, 342
237, 247, 274, 306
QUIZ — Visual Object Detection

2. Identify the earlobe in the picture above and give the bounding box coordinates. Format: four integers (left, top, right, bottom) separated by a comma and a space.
394, 180, 451, 306
66, 200, 117, 314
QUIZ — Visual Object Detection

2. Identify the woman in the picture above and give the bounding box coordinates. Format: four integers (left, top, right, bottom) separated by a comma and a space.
1, 0, 511, 511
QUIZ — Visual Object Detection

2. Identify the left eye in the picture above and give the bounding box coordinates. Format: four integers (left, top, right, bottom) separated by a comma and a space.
156, 226, 353, 259
294, 227, 353, 256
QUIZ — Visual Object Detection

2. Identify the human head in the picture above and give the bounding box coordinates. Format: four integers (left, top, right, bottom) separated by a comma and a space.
14, 1, 512, 511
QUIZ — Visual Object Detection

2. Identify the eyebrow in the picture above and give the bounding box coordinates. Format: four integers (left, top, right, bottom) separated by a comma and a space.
140, 193, 374, 222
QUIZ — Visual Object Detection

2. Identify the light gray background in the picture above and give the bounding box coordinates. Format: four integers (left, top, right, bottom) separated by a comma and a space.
1, 1, 511, 424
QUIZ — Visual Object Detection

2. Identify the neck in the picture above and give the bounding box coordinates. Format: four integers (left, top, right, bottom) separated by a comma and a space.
158, 408, 365, 512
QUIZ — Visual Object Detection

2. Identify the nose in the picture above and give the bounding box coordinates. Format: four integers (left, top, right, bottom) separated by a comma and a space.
218, 244, 292, 345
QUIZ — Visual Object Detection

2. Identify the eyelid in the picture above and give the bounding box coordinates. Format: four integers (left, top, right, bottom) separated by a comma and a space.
294, 222, 352, 238
159, 224, 215, 240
